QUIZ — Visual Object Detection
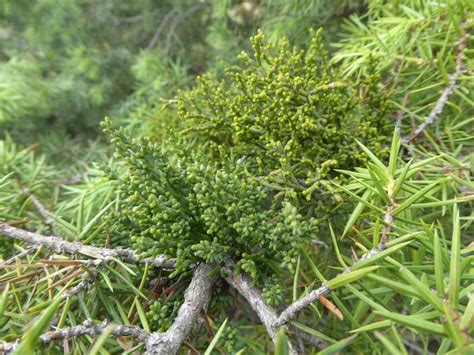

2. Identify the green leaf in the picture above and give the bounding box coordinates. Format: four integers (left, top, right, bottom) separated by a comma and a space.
134, 298, 150, 333
342, 189, 372, 237
336, 183, 384, 214
345, 284, 387, 312
76, 200, 115, 241
329, 222, 347, 267
367, 168, 390, 203
303, 250, 326, 282
57, 297, 72, 328
374, 310, 446, 336
14, 297, 62, 354
433, 230, 445, 296
0, 283, 9, 318
350, 320, 391, 333
398, 266, 445, 313
204, 318, 228, 355
460, 294, 474, 332
106, 266, 145, 299
388, 129, 400, 176
393, 181, 439, 215
446, 344, 474, 355
366, 274, 421, 298
275, 328, 289, 355
368, 162, 390, 185
448, 204, 461, 309
99, 271, 115, 292
442, 303, 465, 349
389, 326, 407, 354
293, 256, 300, 302
392, 159, 412, 198
412, 195, 474, 208
317, 334, 358, 355
290, 321, 336, 343
356, 140, 387, 172
327, 266, 379, 289
374, 331, 405, 355
394, 155, 440, 179
352, 240, 412, 270
89, 324, 114, 355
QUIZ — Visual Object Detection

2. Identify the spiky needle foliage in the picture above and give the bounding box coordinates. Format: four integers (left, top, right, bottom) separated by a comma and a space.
0, 1, 472, 354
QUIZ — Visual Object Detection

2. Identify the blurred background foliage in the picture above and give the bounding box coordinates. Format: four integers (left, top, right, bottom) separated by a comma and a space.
0, 0, 364, 141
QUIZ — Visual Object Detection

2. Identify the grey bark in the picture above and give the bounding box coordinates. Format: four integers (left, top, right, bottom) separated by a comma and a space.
0, 224, 174, 269
145, 263, 216, 355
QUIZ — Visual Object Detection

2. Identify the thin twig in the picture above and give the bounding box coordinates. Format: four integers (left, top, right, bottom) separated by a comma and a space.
402, 22, 468, 143
0, 320, 150, 354
145, 263, 216, 355
62, 267, 99, 299
0, 245, 38, 266
21, 188, 55, 228
275, 244, 386, 327
147, 9, 177, 50
41, 319, 150, 343
57, 171, 89, 185
147, 3, 210, 51
0, 224, 175, 269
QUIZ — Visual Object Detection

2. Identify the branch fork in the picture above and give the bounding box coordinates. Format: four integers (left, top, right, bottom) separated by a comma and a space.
0, 224, 389, 353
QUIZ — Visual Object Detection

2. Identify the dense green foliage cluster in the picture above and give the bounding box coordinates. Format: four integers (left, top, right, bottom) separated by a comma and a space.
104, 120, 317, 281
0, 1, 472, 354
177, 30, 392, 205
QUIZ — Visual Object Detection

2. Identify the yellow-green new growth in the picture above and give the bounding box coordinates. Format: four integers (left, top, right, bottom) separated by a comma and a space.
176, 29, 392, 214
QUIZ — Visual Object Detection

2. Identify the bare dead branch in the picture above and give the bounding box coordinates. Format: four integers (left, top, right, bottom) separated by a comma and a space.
402, 22, 468, 143
0, 245, 38, 266
224, 266, 279, 341
1, 223, 390, 352
145, 263, 216, 355
0, 341, 17, 354
41, 319, 150, 343
0, 266, 215, 355
0, 320, 150, 354
223, 262, 301, 354
0, 224, 175, 269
